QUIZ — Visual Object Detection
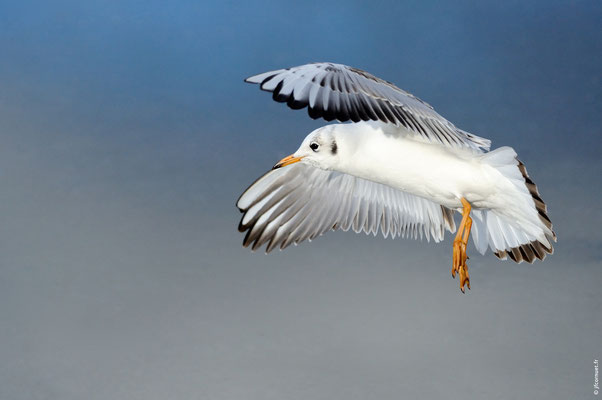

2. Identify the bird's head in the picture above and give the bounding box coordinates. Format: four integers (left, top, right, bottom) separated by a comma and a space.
273, 125, 342, 170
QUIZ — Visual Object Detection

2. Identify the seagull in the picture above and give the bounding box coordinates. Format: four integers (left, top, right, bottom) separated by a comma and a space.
236, 62, 555, 292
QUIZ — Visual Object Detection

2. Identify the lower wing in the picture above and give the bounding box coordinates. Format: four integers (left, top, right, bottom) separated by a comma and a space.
237, 163, 456, 252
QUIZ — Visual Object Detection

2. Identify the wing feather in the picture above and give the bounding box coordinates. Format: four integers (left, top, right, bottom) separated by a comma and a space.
246, 62, 491, 151
237, 163, 456, 253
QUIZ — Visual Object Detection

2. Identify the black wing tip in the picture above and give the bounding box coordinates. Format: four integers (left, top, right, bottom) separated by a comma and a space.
237, 220, 247, 232
494, 238, 554, 264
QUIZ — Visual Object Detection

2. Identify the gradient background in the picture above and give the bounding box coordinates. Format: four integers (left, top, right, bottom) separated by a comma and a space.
0, 1, 601, 399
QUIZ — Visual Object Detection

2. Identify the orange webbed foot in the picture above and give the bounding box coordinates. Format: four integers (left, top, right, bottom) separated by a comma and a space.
451, 198, 472, 293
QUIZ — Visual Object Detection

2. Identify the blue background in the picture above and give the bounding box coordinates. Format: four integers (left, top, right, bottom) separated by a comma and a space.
0, 1, 600, 399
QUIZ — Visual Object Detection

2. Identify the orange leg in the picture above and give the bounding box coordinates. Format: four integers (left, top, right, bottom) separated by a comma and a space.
451, 198, 472, 293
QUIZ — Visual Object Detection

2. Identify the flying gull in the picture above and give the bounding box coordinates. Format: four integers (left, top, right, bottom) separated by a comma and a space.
236, 62, 555, 292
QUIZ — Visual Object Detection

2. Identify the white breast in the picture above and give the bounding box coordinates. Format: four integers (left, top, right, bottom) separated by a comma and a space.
334, 123, 500, 209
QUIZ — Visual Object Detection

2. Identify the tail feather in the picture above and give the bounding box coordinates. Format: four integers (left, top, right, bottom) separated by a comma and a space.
471, 147, 556, 263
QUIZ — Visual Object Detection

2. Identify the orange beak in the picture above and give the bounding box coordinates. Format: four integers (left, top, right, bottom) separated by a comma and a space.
272, 154, 304, 169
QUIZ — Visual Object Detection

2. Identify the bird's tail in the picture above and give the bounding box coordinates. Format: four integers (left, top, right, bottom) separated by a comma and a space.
470, 147, 556, 263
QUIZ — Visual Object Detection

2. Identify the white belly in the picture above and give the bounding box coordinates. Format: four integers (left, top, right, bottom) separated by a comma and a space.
339, 127, 499, 209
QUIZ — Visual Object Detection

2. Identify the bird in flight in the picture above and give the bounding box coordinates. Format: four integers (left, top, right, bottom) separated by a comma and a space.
236, 62, 555, 292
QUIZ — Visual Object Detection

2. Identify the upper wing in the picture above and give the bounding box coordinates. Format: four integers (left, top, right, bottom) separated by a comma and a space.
237, 163, 456, 253
245, 62, 490, 152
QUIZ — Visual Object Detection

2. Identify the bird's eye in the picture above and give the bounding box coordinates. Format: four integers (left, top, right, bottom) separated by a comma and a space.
310, 142, 319, 152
